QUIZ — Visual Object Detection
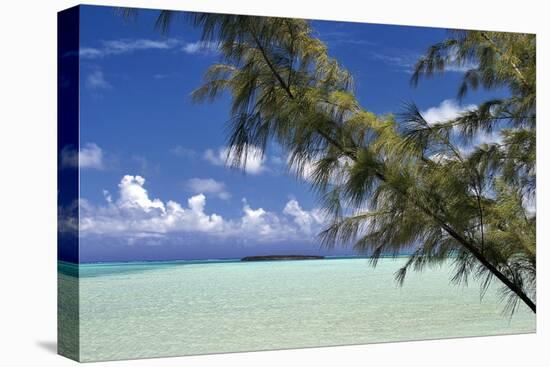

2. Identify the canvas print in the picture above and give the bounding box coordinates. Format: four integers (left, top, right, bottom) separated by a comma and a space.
57, 4, 536, 362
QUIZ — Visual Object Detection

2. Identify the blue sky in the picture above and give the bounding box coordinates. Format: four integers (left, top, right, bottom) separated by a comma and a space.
69, 5, 505, 262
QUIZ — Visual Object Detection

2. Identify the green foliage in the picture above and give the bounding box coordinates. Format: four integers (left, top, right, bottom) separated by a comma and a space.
408, 31, 536, 313
135, 10, 536, 314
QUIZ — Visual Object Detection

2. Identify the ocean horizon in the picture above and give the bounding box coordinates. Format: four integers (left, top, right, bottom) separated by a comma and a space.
59, 257, 536, 362
62, 254, 399, 265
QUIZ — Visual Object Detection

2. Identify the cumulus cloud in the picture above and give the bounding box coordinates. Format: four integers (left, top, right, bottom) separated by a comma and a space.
421, 99, 476, 125
186, 178, 231, 200
117, 175, 165, 213
60, 143, 104, 169
204, 146, 268, 175
240, 199, 280, 239
283, 199, 325, 234
78, 175, 325, 244
80, 175, 224, 236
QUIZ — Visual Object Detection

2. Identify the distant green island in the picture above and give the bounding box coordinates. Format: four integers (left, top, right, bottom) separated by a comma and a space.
241, 255, 325, 262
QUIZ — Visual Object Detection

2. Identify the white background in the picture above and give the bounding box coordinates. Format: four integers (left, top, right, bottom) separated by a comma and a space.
0, 0, 548, 365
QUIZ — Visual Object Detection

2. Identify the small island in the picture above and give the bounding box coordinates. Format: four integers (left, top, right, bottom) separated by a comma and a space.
240, 255, 325, 262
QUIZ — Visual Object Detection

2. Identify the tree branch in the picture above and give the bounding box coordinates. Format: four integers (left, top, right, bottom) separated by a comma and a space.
248, 26, 536, 313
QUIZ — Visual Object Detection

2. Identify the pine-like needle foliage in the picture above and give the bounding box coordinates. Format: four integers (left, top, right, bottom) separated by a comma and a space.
133, 11, 536, 314
407, 30, 536, 314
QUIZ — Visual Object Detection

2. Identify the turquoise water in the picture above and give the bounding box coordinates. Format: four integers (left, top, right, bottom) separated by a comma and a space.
58, 258, 536, 362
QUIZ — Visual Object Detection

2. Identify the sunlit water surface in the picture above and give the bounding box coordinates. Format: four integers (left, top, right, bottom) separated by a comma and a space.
58, 258, 535, 362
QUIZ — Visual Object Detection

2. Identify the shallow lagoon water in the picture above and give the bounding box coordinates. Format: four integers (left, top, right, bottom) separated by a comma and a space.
58, 258, 535, 362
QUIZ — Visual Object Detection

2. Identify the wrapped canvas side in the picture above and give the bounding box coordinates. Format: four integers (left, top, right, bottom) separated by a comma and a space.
57, 5, 80, 362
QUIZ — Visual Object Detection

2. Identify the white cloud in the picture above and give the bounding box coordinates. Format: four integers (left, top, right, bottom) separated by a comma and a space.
79, 38, 180, 59
117, 175, 165, 213
523, 194, 536, 217
458, 129, 505, 156
85, 70, 111, 90
60, 143, 104, 169
186, 178, 231, 200
445, 63, 477, 73
445, 46, 478, 72
371, 52, 419, 73
421, 101, 507, 157
283, 199, 325, 234
421, 99, 476, 125
102, 190, 112, 203
79, 143, 104, 168
182, 41, 219, 55
104, 39, 178, 53
80, 175, 225, 236
79, 47, 104, 58
289, 158, 317, 182
77, 175, 325, 243
428, 152, 456, 164
240, 199, 279, 238
287, 155, 351, 184
204, 146, 267, 175
473, 130, 503, 146
60, 147, 79, 168
79, 39, 220, 59
371, 48, 477, 74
